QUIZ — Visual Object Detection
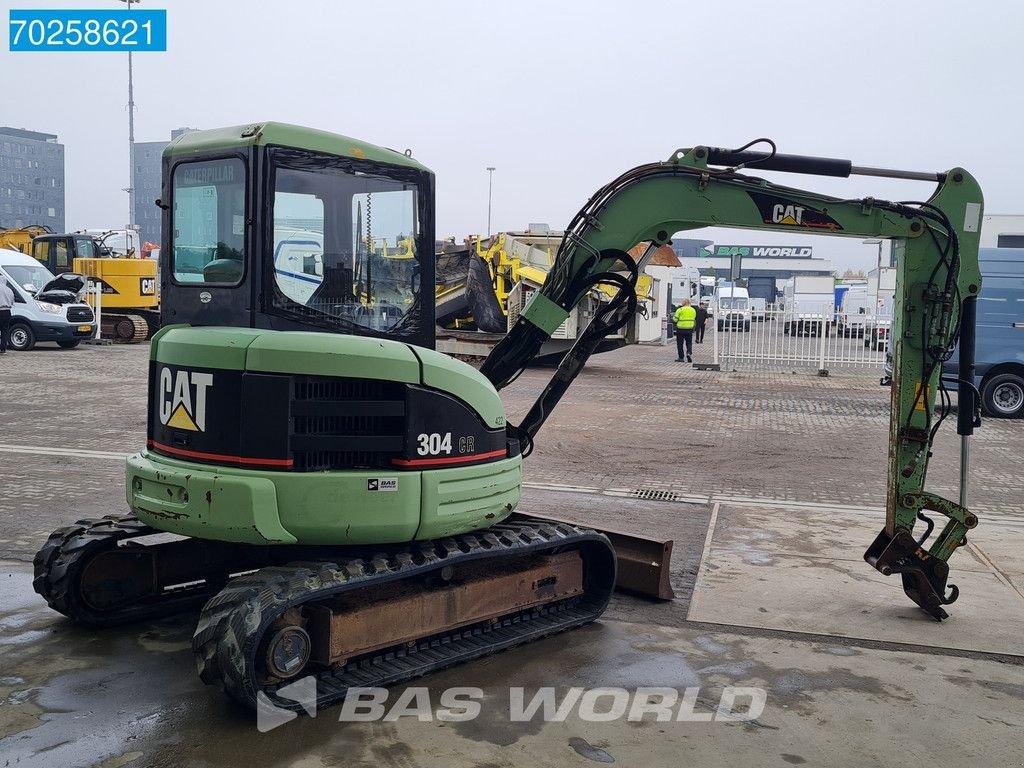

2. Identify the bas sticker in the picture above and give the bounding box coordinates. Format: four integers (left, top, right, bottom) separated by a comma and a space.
158, 368, 213, 432
367, 478, 398, 492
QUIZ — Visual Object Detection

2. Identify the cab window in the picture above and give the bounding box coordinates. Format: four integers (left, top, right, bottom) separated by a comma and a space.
75, 237, 97, 258
171, 157, 246, 284
54, 240, 70, 270
270, 160, 420, 334
34, 239, 50, 265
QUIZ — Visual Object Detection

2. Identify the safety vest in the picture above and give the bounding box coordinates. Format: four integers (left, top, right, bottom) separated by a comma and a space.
674, 305, 697, 330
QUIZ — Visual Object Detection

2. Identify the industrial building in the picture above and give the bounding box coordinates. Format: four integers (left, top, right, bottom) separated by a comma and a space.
671, 242, 834, 303
0, 127, 65, 232
132, 127, 197, 246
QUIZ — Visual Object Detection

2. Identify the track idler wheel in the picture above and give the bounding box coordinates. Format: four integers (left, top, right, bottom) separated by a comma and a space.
260, 610, 312, 683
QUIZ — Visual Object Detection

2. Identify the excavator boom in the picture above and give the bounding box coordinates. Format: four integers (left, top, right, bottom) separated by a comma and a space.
482, 141, 983, 619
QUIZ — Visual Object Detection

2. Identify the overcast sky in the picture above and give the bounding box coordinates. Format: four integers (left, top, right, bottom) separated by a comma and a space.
2, 0, 1022, 270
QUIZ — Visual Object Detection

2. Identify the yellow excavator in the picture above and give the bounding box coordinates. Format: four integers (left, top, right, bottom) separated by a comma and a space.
29, 229, 159, 341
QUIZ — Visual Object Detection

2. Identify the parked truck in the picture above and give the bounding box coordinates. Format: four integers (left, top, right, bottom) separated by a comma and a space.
782, 275, 835, 336
838, 283, 872, 337
750, 296, 767, 322
713, 281, 751, 331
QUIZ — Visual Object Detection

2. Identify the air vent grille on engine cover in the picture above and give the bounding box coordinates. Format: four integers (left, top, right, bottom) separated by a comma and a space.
290, 376, 406, 471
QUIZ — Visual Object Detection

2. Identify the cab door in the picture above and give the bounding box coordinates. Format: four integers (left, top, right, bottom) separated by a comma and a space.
31, 237, 74, 274
160, 155, 252, 328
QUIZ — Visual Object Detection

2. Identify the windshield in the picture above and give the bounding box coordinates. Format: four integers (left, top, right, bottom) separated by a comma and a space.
4, 263, 55, 293
719, 297, 748, 309
270, 153, 421, 334
75, 237, 98, 258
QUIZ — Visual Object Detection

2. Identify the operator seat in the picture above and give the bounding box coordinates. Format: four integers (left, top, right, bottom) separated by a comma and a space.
308, 258, 354, 308
202, 259, 244, 283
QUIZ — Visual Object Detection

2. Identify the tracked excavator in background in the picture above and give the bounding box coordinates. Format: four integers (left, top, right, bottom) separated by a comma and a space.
29, 229, 159, 342
33, 124, 983, 714
1, 225, 159, 341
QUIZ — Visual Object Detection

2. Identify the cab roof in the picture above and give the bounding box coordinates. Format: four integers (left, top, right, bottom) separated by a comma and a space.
163, 122, 430, 173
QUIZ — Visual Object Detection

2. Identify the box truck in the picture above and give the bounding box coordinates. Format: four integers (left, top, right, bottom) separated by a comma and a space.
782, 275, 834, 336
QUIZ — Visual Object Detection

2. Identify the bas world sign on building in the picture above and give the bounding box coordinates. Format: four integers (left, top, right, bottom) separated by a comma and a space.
700, 245, 814, 258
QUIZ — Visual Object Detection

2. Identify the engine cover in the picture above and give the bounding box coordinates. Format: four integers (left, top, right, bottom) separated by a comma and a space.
126, 326, 522, 545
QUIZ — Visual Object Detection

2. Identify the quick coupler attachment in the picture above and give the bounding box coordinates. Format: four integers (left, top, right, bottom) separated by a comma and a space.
864, 527, 958, 621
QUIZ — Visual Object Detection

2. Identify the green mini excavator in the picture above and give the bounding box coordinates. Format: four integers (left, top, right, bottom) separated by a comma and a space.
34, 124, 983, 713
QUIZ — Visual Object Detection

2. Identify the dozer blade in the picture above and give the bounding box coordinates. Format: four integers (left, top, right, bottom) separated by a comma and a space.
511, 511, 675, 600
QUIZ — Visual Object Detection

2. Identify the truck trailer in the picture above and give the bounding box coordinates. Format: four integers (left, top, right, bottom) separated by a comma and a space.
782, 275, 835, 336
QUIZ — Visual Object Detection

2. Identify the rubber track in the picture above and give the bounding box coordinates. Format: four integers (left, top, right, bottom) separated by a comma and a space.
33, 514, 227, 626
192, 520, 616, 712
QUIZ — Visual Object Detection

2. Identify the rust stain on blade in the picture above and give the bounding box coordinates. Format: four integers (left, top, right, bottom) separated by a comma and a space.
510, 512, 675, 600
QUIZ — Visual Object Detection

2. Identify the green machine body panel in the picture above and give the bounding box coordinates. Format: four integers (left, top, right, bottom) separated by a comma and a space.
128, 327, 520, 545
126, 451, 521, 546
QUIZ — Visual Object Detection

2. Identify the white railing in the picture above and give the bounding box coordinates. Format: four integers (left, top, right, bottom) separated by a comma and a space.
85, 281, 104, 342
712, 303, 890, 373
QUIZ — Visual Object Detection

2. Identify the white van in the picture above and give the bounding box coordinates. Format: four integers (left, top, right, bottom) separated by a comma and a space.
713, 283, 751, 331
0, 248, 95, 350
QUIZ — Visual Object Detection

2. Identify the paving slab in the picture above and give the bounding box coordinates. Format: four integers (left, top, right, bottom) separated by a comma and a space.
688, 503, 1024, 656
967, 523, 1024, 595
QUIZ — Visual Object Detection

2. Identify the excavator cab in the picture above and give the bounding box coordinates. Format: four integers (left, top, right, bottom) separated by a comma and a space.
158, 124, 436, 351
31, 233, 102, 273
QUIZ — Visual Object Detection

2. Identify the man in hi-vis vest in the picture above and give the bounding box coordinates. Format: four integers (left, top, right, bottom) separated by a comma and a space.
673, 298, 697, 363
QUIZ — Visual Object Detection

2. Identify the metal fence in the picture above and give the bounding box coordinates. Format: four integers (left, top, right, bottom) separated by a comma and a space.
710, 304, 890, 373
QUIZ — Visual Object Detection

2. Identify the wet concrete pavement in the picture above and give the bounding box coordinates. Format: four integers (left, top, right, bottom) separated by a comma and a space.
4, 552, 1024, 768
2, 343, 1023, 767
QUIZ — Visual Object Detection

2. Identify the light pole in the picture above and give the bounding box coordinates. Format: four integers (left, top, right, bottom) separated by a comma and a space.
862, 238, 884, 271
119, 0, 140, 237
486, 166, 495, 237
